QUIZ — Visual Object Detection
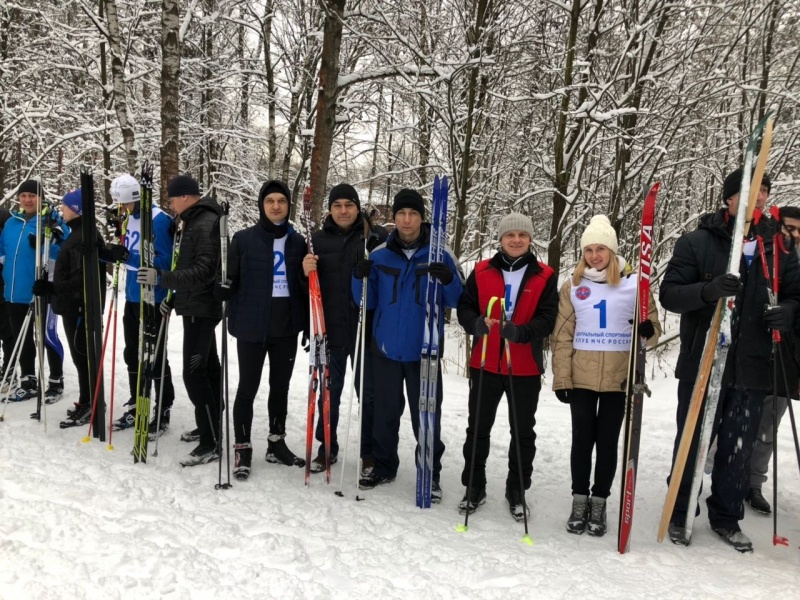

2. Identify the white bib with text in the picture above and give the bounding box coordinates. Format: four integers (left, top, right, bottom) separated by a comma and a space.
570, 276, 637, 351
272, 236, 290, 298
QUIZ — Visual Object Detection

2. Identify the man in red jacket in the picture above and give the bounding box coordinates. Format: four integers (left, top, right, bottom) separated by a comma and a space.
456, 213, 558, 521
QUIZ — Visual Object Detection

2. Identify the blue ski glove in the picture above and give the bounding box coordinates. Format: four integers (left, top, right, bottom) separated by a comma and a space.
427, 262, 453, 285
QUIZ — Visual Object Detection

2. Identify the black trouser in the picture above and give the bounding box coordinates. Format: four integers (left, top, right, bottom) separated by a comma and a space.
182, 316, 222, 447
122, 301, 174, 413
7, 302, 62, 380
233, 336, 297, 444
569, 388, 626, 499
0, 298, 15, 372
370, 352, 445, 481
670, 380, 766, 529
62, 311, 90, 407
461, 369, 541, 492
314, 345, 376, 459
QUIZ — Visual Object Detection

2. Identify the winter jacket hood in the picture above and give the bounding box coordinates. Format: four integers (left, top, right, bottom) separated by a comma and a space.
257, 180, 292, 228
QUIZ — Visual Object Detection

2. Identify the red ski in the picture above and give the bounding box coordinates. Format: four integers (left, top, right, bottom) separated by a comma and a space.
302, 187, 333, 485
618, 182, 659, 553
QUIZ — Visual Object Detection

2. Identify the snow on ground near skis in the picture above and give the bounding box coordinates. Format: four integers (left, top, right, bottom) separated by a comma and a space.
2, 318, 800, 599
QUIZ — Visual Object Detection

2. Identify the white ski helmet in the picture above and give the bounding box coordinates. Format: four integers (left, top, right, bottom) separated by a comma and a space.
110, 174, 140, 204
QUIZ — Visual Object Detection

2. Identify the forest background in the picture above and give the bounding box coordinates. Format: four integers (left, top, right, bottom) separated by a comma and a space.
1, 0, 798, 286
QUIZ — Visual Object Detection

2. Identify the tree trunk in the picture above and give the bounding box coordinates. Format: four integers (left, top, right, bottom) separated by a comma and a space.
104, 0, 137, 174
160, 0, 181, 201
309, 0, 346, 225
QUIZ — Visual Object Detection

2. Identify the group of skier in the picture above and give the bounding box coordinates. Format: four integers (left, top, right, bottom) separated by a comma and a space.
1, 163, 797, 554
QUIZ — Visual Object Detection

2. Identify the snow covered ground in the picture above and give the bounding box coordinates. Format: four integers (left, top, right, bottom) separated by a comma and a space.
2, 317, 800, 599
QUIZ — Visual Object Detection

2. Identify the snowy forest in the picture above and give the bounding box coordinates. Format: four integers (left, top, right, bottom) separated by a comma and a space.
2, 0, 799, 278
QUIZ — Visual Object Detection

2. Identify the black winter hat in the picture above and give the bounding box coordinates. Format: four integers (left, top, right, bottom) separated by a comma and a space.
722, 168, 773, 202
17, 179, 43, 197
167, 175, 200, 198
392, 189, 425, 219
258, 180, 291, 204
328, 183, 360, 209
257, 179, 292, 224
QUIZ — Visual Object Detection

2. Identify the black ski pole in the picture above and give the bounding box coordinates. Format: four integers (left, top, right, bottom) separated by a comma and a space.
500, 300, 533, 545
457, 296, 499, 533
216, 199, 232, 490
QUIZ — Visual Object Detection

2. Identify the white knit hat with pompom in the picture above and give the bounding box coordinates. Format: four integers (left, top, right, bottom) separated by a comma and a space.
580, 215, 618, 254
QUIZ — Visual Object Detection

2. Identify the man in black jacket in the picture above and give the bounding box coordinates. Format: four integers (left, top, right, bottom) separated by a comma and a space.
138, 175, 222, 466
746, 204, 800, 514
660, 168, 800, 552
301, 183, 387, 474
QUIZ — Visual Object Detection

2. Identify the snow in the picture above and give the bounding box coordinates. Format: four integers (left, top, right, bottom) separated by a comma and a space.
2, 317, 800, 599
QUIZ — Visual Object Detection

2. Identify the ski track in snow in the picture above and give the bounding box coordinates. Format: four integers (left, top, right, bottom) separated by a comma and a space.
2, 318, 800, 599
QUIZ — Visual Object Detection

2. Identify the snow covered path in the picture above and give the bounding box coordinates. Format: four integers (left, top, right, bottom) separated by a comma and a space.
2, 323, 800, 599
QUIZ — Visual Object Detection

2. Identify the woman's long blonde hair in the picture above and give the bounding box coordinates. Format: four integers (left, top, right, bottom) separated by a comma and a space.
572, 249, 622, 286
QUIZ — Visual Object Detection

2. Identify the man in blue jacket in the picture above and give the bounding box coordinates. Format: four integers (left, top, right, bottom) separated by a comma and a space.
0, 180, 66, 402
353, 188, 463, 502
108, 174, 176, 438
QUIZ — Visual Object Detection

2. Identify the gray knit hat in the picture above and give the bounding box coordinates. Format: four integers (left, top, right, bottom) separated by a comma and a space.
497, 213, 534, 240
580, 215, 618, 253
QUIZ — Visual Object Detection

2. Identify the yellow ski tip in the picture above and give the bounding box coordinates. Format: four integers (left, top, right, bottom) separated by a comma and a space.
521, 534, 534, 546
455, 524, 468, 533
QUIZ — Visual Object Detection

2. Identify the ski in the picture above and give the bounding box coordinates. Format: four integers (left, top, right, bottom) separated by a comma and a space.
302, 186, 333, 484
133, 162, 158, 464
617, 182, 659, 553
657, 114, 773, 543
416, 175, 448, 509
79, 167, 106, 440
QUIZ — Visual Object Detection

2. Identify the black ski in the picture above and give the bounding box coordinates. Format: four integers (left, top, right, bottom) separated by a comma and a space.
80, 166, 105, 441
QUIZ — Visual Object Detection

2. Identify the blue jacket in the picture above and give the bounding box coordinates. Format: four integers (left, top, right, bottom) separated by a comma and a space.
0, 210, 68, 304
352, 224, 463, 362
123, 207, 174, 303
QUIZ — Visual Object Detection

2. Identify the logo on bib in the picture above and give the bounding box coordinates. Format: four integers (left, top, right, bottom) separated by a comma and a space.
575, 286, 591, 300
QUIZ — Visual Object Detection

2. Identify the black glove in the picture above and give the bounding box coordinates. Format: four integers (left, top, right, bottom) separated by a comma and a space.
302, 332, 310, 353
28, 233, 38, 249
32, 278, 55, 297
108, 243, 130, 263
51, 225, 65, 242
555, 389, 571, 404
500, 321, 521, 343
354, 259, 374, 279
474, 317, 490, 337
214, 279, 235, 301
159, 297, 174, 318
629, 319, 656, 340
763, 304, 790, 332
701, 273, 742, 303
427, 262, 453, 285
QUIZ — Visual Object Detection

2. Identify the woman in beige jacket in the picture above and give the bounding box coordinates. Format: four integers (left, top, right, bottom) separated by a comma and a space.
551, 215, 661, 537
